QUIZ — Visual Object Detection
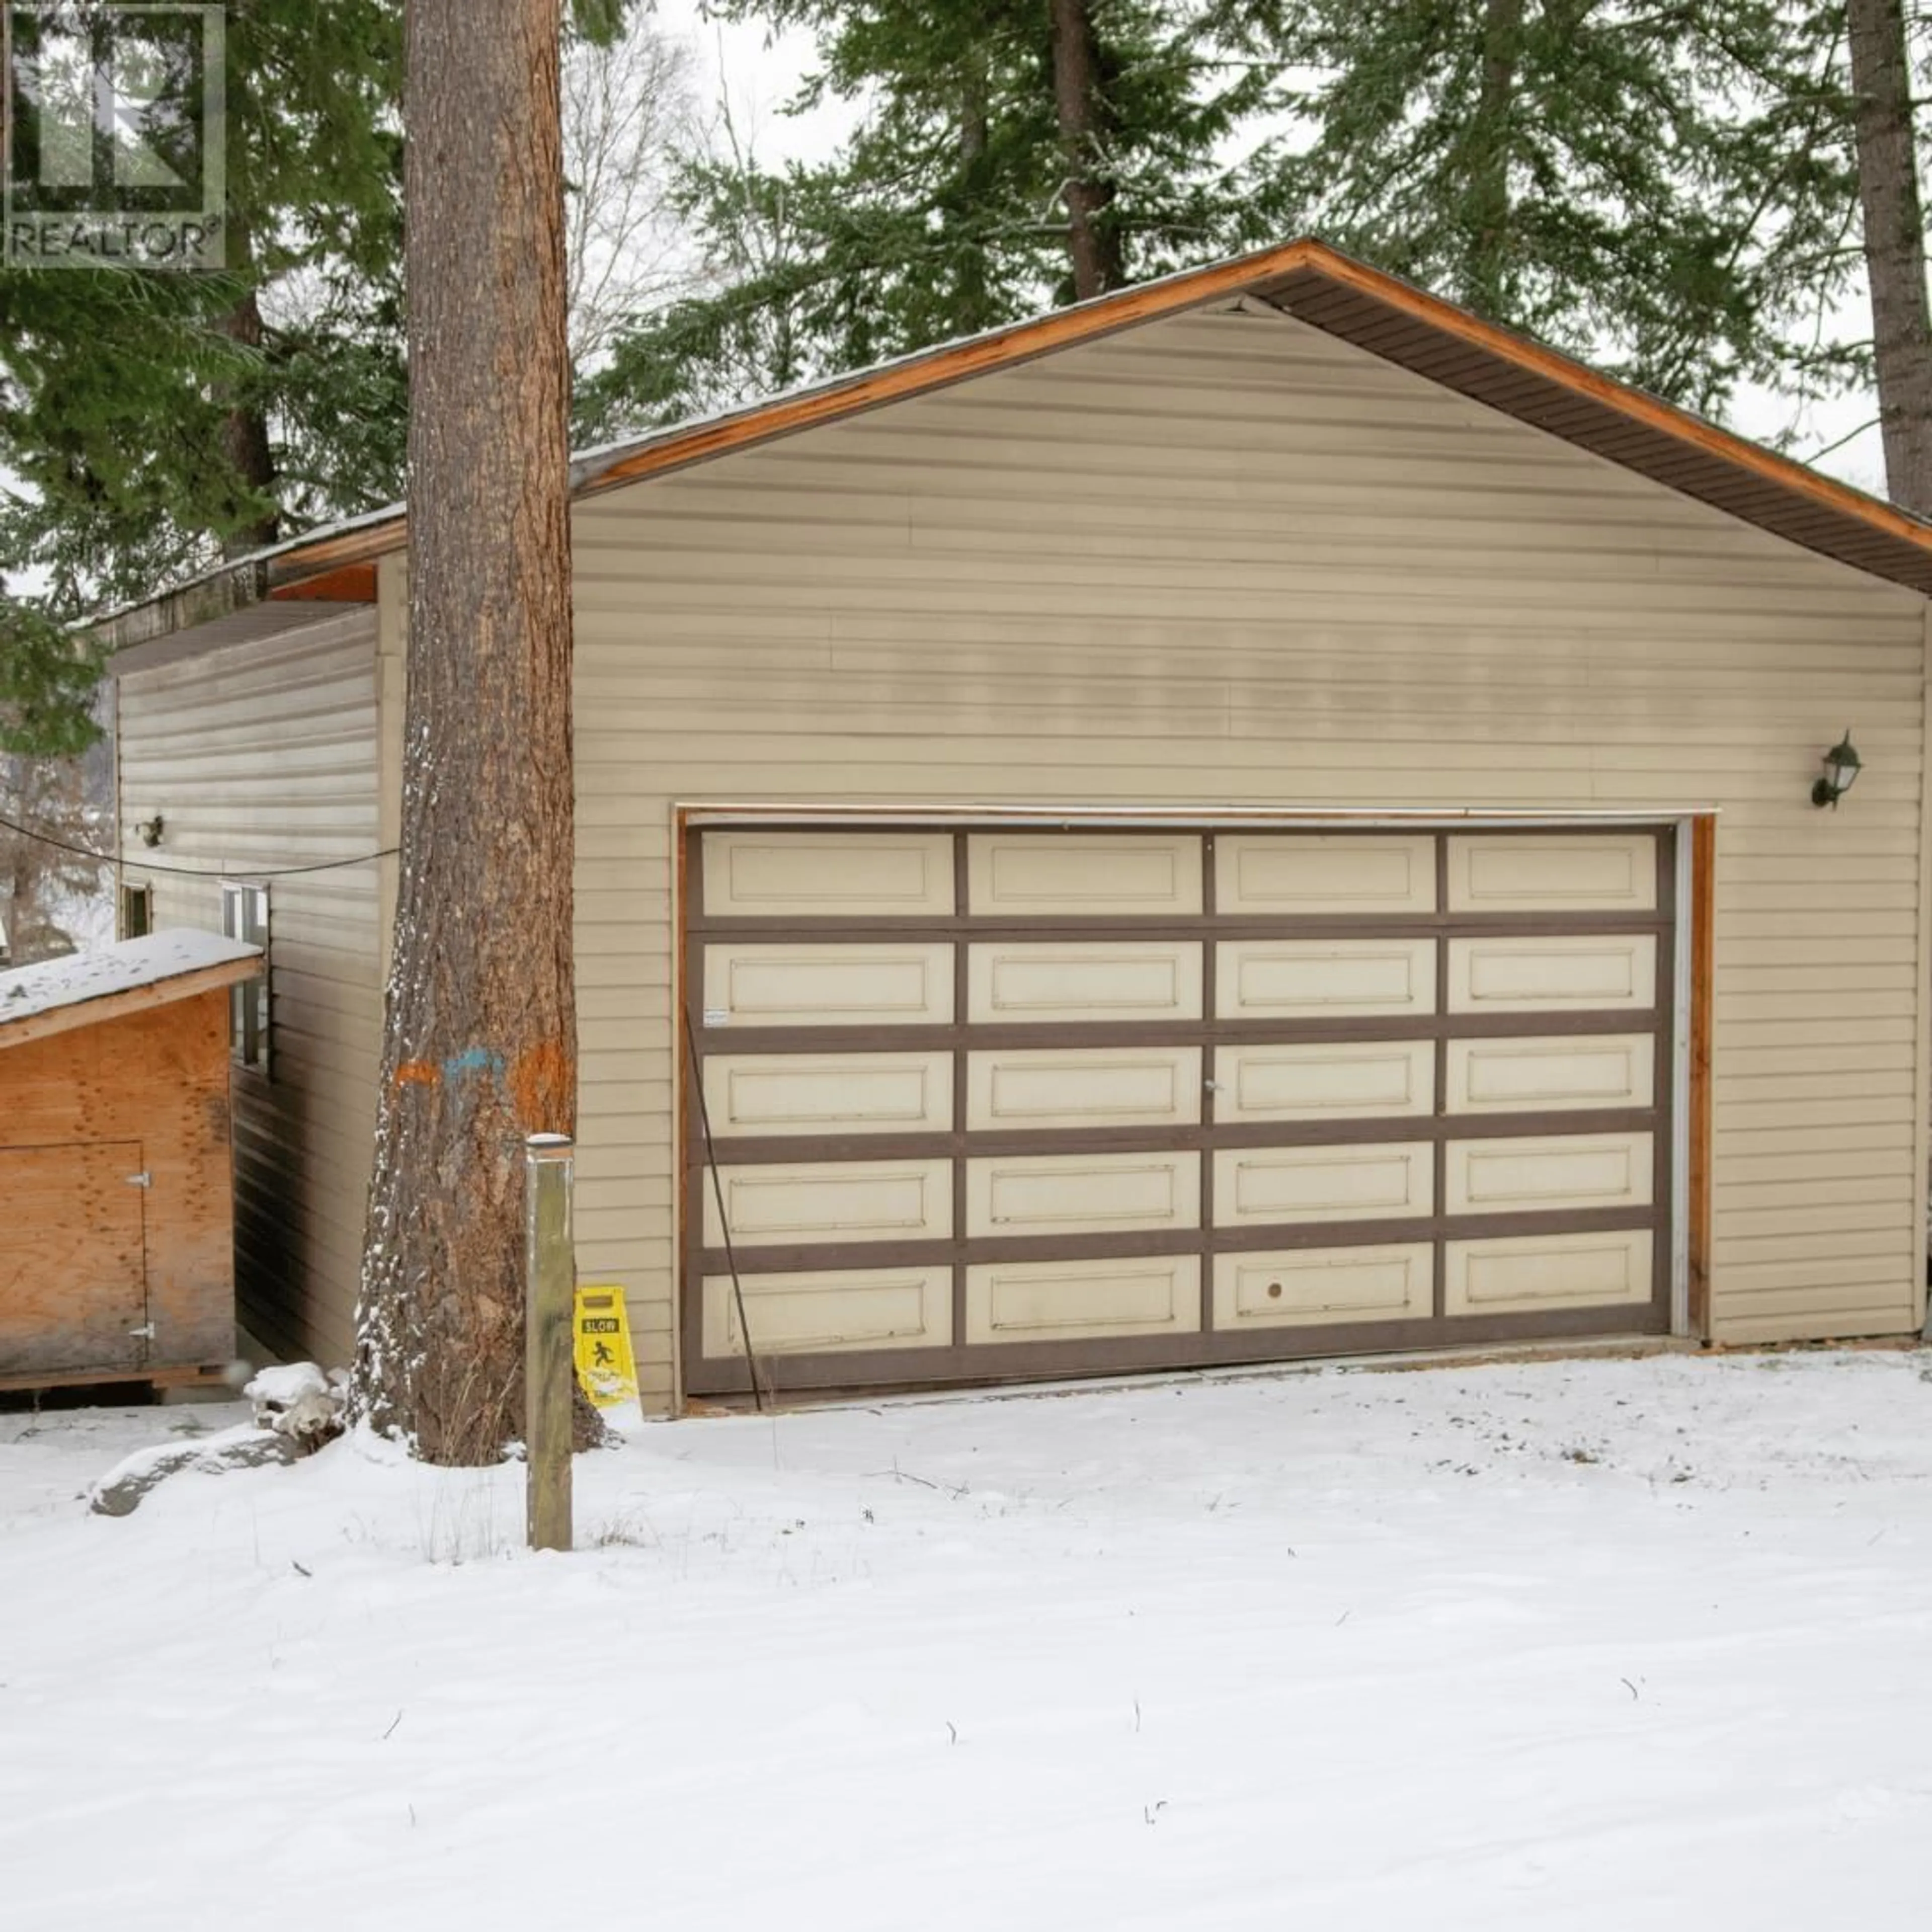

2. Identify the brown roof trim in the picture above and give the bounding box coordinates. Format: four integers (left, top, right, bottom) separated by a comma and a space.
1253, 250, 1932, 594
573, 239, 1932, 596
579, 239, 1333, 495
260, 518, 402, 584
1307, 251, 1930, 548
100, 237, 1932, 641
267, 561, 377, 604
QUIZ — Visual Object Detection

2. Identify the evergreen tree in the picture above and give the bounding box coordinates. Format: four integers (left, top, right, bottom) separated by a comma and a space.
359, 0, 638, 1461
584, 0, 1287, 432
1266, 0, 1872, 419
1841, 0, 1932, 512
2, 0, 405, 587
0, 599, 105, 759
1, 0, 404, 752
1, 1, 691, 754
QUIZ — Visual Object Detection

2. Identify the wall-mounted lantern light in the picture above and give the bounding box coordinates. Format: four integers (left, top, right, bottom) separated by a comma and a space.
1811, 731, 1861, 810
135, 813, 165, 848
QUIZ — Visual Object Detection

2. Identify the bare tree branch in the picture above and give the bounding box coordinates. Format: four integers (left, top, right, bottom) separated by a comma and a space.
563, 17, 704, 370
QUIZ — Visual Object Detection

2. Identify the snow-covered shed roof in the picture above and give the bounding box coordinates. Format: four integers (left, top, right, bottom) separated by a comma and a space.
0, 930, 262, 1050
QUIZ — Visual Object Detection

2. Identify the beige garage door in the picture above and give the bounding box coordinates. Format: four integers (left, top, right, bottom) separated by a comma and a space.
682, 825, 1674, 1395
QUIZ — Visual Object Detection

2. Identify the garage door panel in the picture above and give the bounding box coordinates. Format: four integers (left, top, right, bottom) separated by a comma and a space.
969, 941, 1202, 1023
705, 1159, 953, 1247
969, 833, 1202, 915
1448, 834, 1657, 913
1446, 1134, 1654, 1216
966, 1254, 1201, 1344
703, 942, 954, 1026
1447, 1034, 1655, 1113
1219, 938, 1436, 1020
968, 1046, 1202, 1130
702, 1265, 952, 1356
702, 831, 954, 917
1219, 1041, 1434, 1122
702, 1052, 952, 1137
1445, 1229, 1653, 1314
1217, 835, 1436, 914
1213, 1244, 1433, 1329
1448, 934, 1657, 1013
1215, 1142, 1433, 1225
686, 822, 1673, 1395
968, 1151, 1200, 1238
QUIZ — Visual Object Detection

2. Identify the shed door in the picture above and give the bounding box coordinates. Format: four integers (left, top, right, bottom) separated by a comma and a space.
0, 1143, 148, 1380
682, 826, 1674, 1397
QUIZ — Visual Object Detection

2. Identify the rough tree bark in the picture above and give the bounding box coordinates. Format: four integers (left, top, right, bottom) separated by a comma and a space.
1846, 0, 1932, 516
1049, 0, 1124, 301
1465, 0, 1524, 319
355, 0, 578, 1463
952, 50, 994, 330
216, 221, 280, 557
217, 294, 280, 556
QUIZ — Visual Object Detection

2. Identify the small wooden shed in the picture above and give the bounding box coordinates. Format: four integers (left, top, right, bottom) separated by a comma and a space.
0, 931, 262, 1393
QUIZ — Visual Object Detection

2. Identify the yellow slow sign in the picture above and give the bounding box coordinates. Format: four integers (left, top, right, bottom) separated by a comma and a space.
572, 1285, 639, 1410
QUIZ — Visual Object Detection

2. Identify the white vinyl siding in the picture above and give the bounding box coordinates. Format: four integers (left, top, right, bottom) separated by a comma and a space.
117, 611, 381, 1366
561, 304, 1926, 1396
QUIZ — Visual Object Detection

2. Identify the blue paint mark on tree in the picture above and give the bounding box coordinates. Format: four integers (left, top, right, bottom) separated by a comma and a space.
443, 1047, 505, 1083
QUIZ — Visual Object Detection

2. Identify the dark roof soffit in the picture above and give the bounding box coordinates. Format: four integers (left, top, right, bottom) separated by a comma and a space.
1253, 262, 1932, 595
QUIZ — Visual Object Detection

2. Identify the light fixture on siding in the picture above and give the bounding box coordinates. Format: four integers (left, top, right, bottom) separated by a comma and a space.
1811, 732, 1862, 810
135, 813, 165, 848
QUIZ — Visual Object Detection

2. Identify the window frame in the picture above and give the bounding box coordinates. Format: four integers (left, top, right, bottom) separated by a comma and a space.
119, 880, 154, 941
220, 880, 271, 1075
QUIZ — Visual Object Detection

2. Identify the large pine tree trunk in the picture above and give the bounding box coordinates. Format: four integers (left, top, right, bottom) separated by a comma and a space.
355, 0, 577, 1463
1847, 0, 1932, 515
1465, 0, 1524, 318
1049, 0, 1124, 301
217, 289, 280, 557
215, 220, 280, 557
952, 51, 994, 330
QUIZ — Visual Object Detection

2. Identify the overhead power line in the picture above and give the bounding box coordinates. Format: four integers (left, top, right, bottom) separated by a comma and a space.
0, 812, 398, 880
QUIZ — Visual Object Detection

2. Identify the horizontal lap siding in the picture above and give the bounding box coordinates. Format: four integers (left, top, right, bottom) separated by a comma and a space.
569, 307, 1928, 1399
118, 612, 381, 1367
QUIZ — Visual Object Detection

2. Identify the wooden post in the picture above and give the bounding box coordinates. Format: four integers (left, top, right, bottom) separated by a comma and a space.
524, 1132, 575, 1552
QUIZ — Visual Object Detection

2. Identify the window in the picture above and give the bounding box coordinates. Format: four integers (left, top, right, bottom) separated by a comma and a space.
221, 881, 270, 1071
119, 882, 153, 940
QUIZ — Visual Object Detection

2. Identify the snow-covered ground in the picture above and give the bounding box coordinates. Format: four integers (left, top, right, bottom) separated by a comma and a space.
4, 1350, 1931, 1929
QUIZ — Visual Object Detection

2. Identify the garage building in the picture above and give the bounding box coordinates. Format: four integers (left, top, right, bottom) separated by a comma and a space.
96, 239, 1932, 1410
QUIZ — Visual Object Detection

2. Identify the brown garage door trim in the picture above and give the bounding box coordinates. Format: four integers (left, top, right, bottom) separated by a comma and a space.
677, 817, 1698, 1399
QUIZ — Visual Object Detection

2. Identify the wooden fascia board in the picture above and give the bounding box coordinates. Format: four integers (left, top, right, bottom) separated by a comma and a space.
0, 956, 261, 1053
262, 522, 404, 583
267, 561, 377, 604
204, 243, 1329, 580
578, 239, 1329, 495
89, 558, 271, 661
87, 236, 1932, 649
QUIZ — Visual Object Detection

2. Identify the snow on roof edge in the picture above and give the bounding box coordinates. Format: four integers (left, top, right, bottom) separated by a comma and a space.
0, 930, 262, 1032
